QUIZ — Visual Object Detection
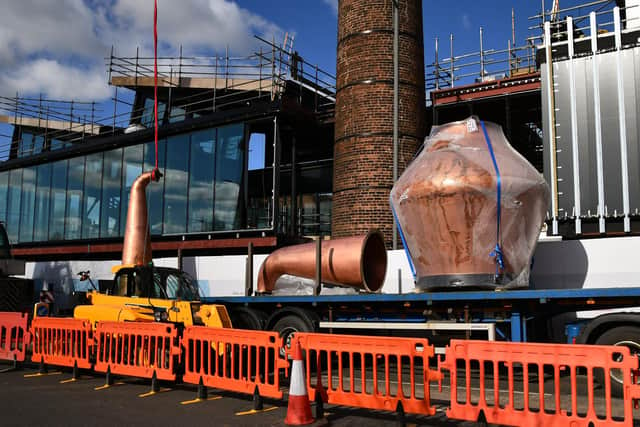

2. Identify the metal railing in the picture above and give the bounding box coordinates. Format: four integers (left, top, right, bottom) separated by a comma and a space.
106, 37, 336, 115
426, 1, 640, 93
427, 35, 537, 91
0, 38, 336, 163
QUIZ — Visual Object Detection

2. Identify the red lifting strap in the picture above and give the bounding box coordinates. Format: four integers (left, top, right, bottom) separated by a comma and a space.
153, 0, 159, 172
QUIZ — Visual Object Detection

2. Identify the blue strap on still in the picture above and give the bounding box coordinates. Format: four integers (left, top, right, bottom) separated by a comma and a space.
390, 199, 417, 281
480, 120, 505, 278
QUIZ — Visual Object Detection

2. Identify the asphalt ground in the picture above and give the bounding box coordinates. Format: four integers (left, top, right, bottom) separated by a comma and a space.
1, 362, 639, 426
0, 363, 463, 427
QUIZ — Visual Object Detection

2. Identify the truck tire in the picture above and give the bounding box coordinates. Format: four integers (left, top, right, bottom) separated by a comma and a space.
272, 313, 315, 353
594, 325, 640, 397
229, 307, 267, 330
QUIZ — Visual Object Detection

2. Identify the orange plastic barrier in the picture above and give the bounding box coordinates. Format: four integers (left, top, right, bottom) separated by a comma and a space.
95, 321, 180, 381
31, 317, 93, 369
0, 311, 30, 363
182, 326, 289, 399
441, 340, 640, 427
290, 333, 440, 415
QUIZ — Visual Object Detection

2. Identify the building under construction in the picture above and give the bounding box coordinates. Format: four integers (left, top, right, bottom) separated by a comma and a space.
0, 0, 639, 294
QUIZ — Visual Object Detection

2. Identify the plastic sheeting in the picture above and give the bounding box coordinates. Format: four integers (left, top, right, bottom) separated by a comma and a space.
390, 116, 549, 290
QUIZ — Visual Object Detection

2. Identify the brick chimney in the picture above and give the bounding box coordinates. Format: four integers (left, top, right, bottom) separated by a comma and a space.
332, 0, 426, 247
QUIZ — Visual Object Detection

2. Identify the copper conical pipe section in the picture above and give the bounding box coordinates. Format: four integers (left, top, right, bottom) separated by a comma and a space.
121, 170, 161, 266
257, 230, 387, 294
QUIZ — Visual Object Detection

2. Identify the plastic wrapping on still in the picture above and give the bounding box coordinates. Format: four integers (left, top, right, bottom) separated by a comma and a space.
390, 117, 550, 290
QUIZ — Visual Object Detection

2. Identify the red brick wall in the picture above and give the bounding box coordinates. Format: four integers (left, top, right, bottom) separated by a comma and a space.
332, 0, 426, 247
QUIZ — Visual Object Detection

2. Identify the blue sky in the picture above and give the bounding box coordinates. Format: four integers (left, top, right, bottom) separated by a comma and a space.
0, 0, 610, 131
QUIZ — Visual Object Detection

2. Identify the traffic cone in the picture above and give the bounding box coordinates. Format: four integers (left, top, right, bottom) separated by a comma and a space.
284, 341, 313, 426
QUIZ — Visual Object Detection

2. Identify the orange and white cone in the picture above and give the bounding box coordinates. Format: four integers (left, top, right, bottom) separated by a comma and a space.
285, 340, 314, 425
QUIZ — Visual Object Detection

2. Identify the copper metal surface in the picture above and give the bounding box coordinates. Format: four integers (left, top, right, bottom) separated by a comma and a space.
121, 171, 159, 266
256, 230, 387, 294
390, 117, 550, 289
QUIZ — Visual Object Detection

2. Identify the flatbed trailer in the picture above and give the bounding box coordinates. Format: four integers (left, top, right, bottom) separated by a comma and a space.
204, 286, 640, 345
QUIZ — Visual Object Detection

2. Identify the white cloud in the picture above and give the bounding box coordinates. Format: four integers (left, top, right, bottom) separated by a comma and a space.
322, 0, 338, 15
1, 59, 111, 102
462, 14, 472, 30
0, 0, 284, 101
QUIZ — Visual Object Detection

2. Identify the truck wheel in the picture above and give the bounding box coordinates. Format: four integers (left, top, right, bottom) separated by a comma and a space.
272, 314, 314, 353
594, 325, 640, 397
229, 307, 267, 330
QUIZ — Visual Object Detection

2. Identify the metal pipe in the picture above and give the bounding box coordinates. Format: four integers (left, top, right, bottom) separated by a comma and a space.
392, 0, 399, 251
271, 116, 280, 231
256, 230, 387, 294
121, 171, 161, 266
567, 17, 582, 235
315, 238, 321, 295
434, 37, 439, 90
479, 27, 485, 79
450, 34, 454, 87
614, 7, 631, 232
590, 12, 606, 233
512, 7, 516, 46
544, 22, 559, 235
245, 242, 253, 296
291, 136, 297, 236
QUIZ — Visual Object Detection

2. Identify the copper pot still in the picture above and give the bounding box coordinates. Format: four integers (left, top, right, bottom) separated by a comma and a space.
390, 117, 550, 290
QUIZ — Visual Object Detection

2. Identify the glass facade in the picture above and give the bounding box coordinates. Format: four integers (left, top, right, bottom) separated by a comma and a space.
14, 130, 72, 159
188, 129, 215, 232
49, 160, 67, 241
0, 123, 255, 244
163, 134, 189, 234
214, 124, 245, 230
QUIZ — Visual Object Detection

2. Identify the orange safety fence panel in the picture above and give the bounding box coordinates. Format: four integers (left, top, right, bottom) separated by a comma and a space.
0, 311, 30, 363
290, 333, 441, 415
31, 317, 93, 369
182, 326, 289, 399
441, 340, 640, 427
94, 321, 180, 381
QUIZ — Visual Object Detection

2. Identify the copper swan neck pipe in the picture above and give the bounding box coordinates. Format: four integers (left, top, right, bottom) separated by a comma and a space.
256, 230, 387, 294
121, 170, 161, 266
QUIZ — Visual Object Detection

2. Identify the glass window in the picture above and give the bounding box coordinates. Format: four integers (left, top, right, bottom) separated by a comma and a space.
7, 169, 23, 243
188, 129, 216, 232
34, 163, 51, 241
33, 135, 44, 155
141, 98, 166, 128
100, 148, 122, 238
65, 157, 85, 240
120, 145, 143, 235
143, 139, 166, 235
214, 124, 245, 230
19, 167, 36, 242
82, 153, 103, 239
18, 132, 33, 157
248, 132, 266, 170
166, 274, 179, 299
50, 139, 70, 151
163, 134, 189, 234
49, 160, 67, 240
0, 172, 8, 225
169, 105, 185, 123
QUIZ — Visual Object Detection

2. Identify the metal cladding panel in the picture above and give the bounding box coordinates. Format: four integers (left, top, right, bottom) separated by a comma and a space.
626, 48, 640, 213
597, 53, 624, 216
543, 47, 640, 224
552, 61, 574, 217
576, 56, 597, 216
541, 65, 553, 215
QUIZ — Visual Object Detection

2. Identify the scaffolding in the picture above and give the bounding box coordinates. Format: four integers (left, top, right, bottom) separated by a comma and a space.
0, 38, 336, 163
